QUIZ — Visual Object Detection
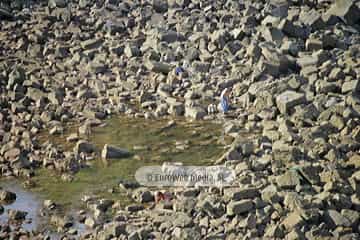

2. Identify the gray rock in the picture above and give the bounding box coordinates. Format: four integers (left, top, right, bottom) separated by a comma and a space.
152, 0, 168, 13
74, 140, 96, 154
197, 199, 224, 218
81, 39, 103, 50
101, 144, 131, 160
126, 204, 144, 212
172, 212, 193, 227
225, 188, 260, 201
192, 61, 210, 73
0, 190, 16, 202
282, 212, 304, 230
306, 38, 323, 51
226, 200, 254, 216
279, 19, 307, 39
324, 0, 360, 25
159, 30, 185, 43
240, 142, 254, 157
7, 66, 25, 89
48, 90, 64, 105
26, 88, 46, 102
342, 80, 360, 93
185, 106, 206, 120
298, 165, 321, 185
276, 91, 306, 114
132, 188, 154, 203
277, 170, 302, 189
324, 209, 351, 229
173, 227, 201, 240
145, 61, 173, 74
100, 222, 126, 239
341, 209, 359, 227
124, 44, 141, 58
264, 224, 285, 238
262, 26, 284, 46
48, 0, 67, 8
300, 9, 324, 30
104, 20, 125, 35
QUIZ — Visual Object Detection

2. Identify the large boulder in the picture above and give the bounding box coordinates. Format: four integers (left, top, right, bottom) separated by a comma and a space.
101, 144, 131, 160
324, 0, 360, 25
276, 91, 306, 114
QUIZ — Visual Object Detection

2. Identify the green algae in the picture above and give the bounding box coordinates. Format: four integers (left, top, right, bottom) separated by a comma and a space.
32, 116, 226, 208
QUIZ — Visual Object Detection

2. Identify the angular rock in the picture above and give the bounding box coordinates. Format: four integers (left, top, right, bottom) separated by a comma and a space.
279, 19, 307, 39
226, 200, 254, 216
282, 212, 304, 230
145, 61, 173, 74
277, 170, 301, 189
101, 144, 131, 160
324, 0, 360, 25
225, 188, 260, 201
80, 39, 103, 50
74, 140, 96, 154
342, 80, 360, 93
0, 190, 16, 202
261, 185, 281, 203
324, 210, 351, 229
132, 188, 154, 203
276, 91, 306, 114
7, 66, 25, 89
300, 9, 324, 30
101, 222, 126, 238
192, 61, 210, 73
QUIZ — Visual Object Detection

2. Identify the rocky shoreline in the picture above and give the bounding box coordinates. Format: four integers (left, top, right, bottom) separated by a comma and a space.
1, 0, 360, 239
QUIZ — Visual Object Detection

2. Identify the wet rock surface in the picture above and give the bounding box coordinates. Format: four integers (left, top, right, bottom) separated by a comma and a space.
0, 0, 360, 239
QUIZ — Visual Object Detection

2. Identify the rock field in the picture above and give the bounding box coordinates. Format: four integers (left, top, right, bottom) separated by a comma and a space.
1, 0, 360, 239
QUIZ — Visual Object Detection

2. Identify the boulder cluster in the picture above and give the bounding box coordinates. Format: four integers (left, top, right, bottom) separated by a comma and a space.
1, 0, 360, 239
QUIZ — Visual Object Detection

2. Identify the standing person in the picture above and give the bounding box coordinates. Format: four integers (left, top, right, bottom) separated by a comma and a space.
219, 87, 232, 114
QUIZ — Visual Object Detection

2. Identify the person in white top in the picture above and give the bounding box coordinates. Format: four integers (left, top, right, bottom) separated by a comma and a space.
219, 88, 232, 113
